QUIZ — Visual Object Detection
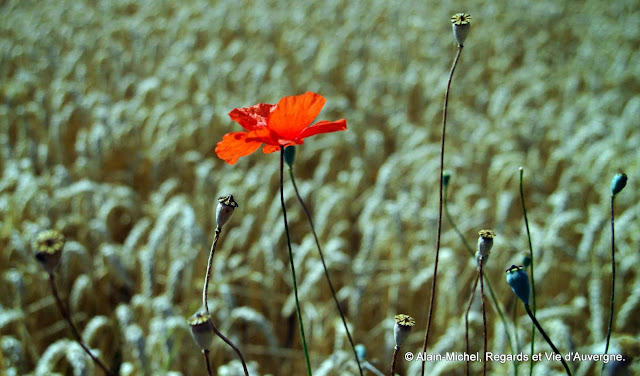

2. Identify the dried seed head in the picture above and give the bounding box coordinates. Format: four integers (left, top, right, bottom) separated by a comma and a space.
505, 265, 530, 304
393, 314, 415, 348
476, 229, 496, 264
216, 194, 238, 228
34, 230, 65, 273
610, 173, 628, 196
451, 13, 471, 46
188, 312, 215, 350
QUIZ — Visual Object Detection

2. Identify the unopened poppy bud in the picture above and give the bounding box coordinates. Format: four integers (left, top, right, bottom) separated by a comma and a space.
505, 265, 530, 304
216, 195, 238, 228
188, 312, 215, 350
610, 173, 627, 196
34, 230, 65, 274
393, 314, 415, 348
355, 344, 367, 360
442, 170, 451, 188
476, 229, 496, 264
521, 251, 532, 268
451, 13, 471, 46
284, 146, 296, 167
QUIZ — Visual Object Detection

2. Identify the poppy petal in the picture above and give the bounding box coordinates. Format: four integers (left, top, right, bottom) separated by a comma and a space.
267, 92, 326, 140
262, 144, 281, 154
298, 119, 347, 140
215, 132, 262, 165
228, 103, 276, 131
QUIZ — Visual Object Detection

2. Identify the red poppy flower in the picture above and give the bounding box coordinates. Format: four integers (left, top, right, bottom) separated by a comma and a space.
215, 92, 347, 164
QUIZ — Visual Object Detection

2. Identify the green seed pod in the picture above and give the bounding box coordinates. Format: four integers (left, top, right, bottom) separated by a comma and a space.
451, 13, 471, 46
216, 195, 238, 228
505, 265, 530, 304
188, 312, 215, 350
610, 173, 627, 196
34, 230, 65, 274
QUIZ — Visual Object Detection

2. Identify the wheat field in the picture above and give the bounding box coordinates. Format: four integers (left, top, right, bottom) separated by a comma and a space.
1, 0, 639, 375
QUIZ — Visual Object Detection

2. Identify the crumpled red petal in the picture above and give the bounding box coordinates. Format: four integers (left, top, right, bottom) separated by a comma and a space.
228, 103, 275, 131
267, 92, 326, 140
215, 132, 262, 165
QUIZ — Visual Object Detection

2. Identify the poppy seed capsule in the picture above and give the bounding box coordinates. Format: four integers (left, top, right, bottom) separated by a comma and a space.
610, 173, 627, 196
216, 195, 238, 228
476, 229, 496, 264
505, 265, 530, 304
188, 312, 215, 350
34, 230, 65, 273
393, 314, 415, 348
451, 13, 471, 46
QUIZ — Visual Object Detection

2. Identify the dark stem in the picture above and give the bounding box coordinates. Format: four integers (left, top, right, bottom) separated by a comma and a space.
203, 227, 222, 314
203, 350, 213, 376
202, 229, 250, 375
390, 347, 399, 376
519, 168, 536, 376
602, 195, 616, 373
524, 304, 572, 376
479, 259, 487, 376
288, 167, 363, 376
280, 147, 312, 375
48, 273, 115, 376
420, 43, 463, 376
464, 274, 479, 376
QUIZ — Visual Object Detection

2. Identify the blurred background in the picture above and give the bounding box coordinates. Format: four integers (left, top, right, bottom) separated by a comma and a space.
1, 0, 639, 374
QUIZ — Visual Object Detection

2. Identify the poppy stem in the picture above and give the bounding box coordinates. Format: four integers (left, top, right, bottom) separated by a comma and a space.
464, 274, 479, 376
602, 194, 616, 374
446, 183, 518, 376
519, 168, 537, 376
203, 350, 213, 376
390, 347, 399, 376
280, 147, 312, 376
420, 43, 463, 376
523, 304, 572, 376
288, 167, 363, 376
48, 273, 116, 376
202, 228, 250, 376
479, 258, 487, 376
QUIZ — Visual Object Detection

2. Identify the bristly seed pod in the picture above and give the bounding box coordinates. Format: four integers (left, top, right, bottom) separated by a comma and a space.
393, 314, 415, 348
188, 312, 215, 350
505, 265, 530, 304
610, 173, 627, 197
451, 13, 472, 46
34, 230, 65, 274
216, 194, 238, 229
284, 145, 296, 168
476, 229, 496, 265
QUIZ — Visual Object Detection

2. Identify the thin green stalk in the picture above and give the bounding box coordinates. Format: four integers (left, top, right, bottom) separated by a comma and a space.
519, 168, 536, 376
202, 229, 250, 376
524, 304, 572, 376
464, 274, 479, 376
203, 350, 213, 376
288, 168, 363, 376
48, 273, 116, 376
513, 299, 519, 357
390, 347, 399, 376
479, 259, 487, 376
602, 195, 616, 373
446, 185, 518, 376
280, 147, 312, 375
420, 43, 463, 376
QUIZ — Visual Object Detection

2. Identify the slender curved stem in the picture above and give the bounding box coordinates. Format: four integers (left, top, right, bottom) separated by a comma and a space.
445, 185, 517, 376
390, 347, 399, 376
288, 168, 363, 375
479, 259, 487, 376
464, 274, 479, 376
602, 195, 616, 374
48, 273, 115, 376
420, 43, 463, 376
203, 227, 222, 314
203, 350, 213, 376
524, 304, 572, 375
202, 229, 250, 376
519, 168, 536, 376
280, 148, 312, 375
